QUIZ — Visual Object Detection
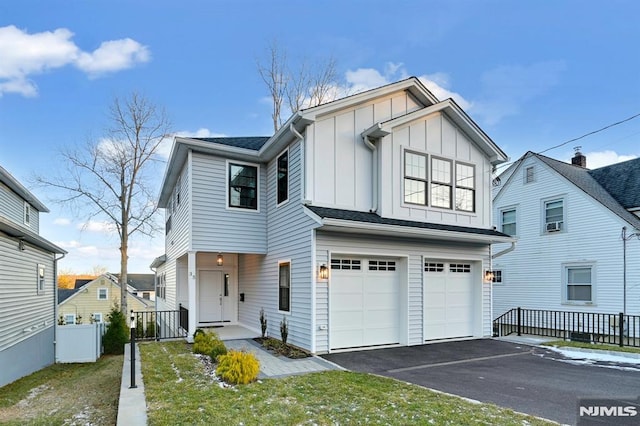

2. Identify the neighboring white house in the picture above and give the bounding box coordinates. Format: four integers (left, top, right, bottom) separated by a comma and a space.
492, 151, 640, 319
0, 165, 66, 388
154, 77, 512, 354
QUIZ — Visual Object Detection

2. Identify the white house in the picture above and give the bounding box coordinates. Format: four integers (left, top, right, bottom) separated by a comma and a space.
492, 151, 640, 319
0, 165, 66, 387
154, 77, 512, 353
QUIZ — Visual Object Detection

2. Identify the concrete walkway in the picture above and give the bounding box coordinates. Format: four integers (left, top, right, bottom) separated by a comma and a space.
116, 343, 147, 426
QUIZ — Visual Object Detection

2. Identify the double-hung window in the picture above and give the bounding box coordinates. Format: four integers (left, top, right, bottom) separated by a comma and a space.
98, 288, 108, 300
278, 262, 291, 312
431, 158, 452, 209
65, 314, 76, 325
545, 199, 564, 232
501, 208, 517, 236
24, 202, 31, 225
37, 264, 45, 294
229, 163, 258, 209
404, 151, 427, 205
565, 265, 593, 303
455, 163, 475, 212
277, 150, 288, 205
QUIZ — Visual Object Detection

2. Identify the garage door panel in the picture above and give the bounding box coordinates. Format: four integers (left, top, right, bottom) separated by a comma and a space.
330, 258, 400, 350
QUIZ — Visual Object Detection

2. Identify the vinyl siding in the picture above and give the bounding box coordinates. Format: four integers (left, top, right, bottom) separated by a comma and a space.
492, 156, 640, 317
315, 231, 491, 353
237, 140, 316, 351
166, 159, 191, 259
191, 152, 267, 253
0, 234, 55, 352
0, 181, 40, 233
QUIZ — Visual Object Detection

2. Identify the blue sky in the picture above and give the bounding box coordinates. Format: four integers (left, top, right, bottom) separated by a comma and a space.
2, 0, 639, 273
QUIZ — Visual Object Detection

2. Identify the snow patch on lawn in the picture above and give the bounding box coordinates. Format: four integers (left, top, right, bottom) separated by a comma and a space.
543, 346, 640, 371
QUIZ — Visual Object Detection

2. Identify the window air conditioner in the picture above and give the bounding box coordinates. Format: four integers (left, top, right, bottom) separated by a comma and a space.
546, 221, 562, 232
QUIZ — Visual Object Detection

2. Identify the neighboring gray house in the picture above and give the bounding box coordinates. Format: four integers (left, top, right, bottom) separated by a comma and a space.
492, 151, 640, 319
154, 77, 512, 353
113, 273, 156, 301
0, 165, 66, 388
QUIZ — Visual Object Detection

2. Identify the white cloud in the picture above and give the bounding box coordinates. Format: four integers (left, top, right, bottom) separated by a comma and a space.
573, 150, 637, 169
53, 217, 71, 226
77, 220, 117, 234
343, 62, 472, 111
0, 25, 150, 97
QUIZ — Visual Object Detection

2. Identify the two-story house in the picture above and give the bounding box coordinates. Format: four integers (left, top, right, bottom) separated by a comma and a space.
0, 165, 66, 387
492, 150, 640, 320
154, 77, 512, 353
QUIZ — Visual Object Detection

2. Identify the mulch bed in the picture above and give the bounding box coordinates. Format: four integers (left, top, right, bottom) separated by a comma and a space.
253, 337, 311, 359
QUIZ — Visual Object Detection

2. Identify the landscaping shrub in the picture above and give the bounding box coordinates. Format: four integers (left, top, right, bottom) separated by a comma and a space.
102, 306, 128, 354
193, 331, 226, 360
215, 350, 260, 385
209, 338, 227, 361
280, 316, 289, 344
259, 308, 267, 338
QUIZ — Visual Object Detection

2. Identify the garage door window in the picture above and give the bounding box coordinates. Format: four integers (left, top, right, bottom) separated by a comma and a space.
450, 263, 471, 273
331, 259, 361, 270
368, 260, 396, 271
425, 262, 444, 272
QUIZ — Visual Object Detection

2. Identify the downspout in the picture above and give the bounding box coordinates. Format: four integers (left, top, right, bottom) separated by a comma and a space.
289, 123, 305, 201
150, 264, 158, 340
361, 129, 379, 213
492, 242, 516, 259
53, 252, 66, 362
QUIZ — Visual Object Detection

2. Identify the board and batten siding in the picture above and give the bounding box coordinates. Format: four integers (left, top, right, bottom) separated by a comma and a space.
238, 140, 316, 351
0, 181, 40, 234
492, 156, 640, 317
0, 234, 56, 387
379, 113, 492, 228
305, 91, 422, 210
190, 152, 267, 253
314, 231, 491, 354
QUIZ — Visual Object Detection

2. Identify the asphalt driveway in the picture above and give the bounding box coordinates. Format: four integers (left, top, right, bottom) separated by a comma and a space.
322, 339, 640, 425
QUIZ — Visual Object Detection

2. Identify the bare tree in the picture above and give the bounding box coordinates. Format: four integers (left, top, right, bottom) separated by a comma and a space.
35, 92, 171, 314
257, 41, 341, 132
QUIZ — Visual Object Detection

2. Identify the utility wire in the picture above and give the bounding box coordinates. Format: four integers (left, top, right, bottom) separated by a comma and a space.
537, 112, 640, 154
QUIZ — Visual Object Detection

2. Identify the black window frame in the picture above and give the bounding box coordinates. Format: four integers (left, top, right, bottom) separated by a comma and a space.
278, 262, 291, 312
228, 162, 258, 210
277, 149, 289, 205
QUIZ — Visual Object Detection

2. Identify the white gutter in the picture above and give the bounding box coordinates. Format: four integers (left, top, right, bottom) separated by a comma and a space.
492, 242, 516, 259
361, 124, 387, 213
53, 251, 66, 362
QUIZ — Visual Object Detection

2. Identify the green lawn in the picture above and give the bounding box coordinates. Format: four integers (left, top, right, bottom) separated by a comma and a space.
0, 355, 122, 425
140, 341, 554, 426
542, 339, 640, 354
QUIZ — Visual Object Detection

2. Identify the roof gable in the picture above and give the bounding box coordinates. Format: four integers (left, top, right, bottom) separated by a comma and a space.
191, 136, 270, 151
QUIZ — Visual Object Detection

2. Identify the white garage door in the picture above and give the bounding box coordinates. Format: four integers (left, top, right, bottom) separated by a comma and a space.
330, 258, 400, 350
424, 261, 475, 340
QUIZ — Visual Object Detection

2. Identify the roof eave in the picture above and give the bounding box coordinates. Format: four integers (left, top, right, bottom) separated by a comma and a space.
0, 216, 66, 254
0, 165, 49, 212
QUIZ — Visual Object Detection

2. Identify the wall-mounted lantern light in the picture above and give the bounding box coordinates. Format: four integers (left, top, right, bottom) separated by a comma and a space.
217, 253, 224, 266
18, 239, 25, 251
484, 270, 495, 283
318, 264, 328, 280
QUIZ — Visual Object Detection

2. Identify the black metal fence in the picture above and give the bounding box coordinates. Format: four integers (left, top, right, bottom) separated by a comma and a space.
493, 307, 640, 348
132, 308, 189, 341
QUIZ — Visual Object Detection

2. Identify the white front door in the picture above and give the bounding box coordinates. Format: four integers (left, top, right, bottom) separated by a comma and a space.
199, 271, 223, 323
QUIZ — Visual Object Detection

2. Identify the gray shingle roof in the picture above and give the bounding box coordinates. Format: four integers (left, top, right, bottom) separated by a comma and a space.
306, 205, 510, 238
58, 288, 79, 303
112, 273, 155, 291
532, 152, 640, 228
588, 157, 640, 210
192, 137, 270, 151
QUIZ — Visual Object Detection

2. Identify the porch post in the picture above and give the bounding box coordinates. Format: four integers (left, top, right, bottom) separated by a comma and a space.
187, 251, 197, 342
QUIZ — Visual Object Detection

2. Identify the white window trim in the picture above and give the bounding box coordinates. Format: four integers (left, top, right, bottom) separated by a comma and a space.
542, 196, 566, 234
500, 206, 518, 237
276, 147, 290, 207
492, 269, 504, 284
65, 313, 76, 325
226, 159, 261, 213
37, 264, 45, 294
98, 287, 108, 300
277, 260, 292, 314
24, 201, 31, 225
93, 312, 103, 323
562, 262, 596, 305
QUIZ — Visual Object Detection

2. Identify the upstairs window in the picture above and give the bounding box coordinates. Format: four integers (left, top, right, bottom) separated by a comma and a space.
455, 163, 475, 212
501, 208, 517, 236
98, 288, 108, 300
278, 262, 291, 312
545, 199, 564, 232
24, 202, 31, 225
404, 151, 427, 205
175, 174, 181, 206
229, 163, 258, 210
277, 150, 289, 205
431, 158, 452, 209
525, 166, 535, 183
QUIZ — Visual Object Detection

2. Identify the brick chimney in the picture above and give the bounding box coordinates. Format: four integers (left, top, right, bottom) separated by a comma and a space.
571, 146, 587, 168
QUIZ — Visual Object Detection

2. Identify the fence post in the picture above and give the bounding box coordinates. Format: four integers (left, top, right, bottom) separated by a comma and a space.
129, 310, 137, 389
619, 312, 624, 348
517, 307, 522, 336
